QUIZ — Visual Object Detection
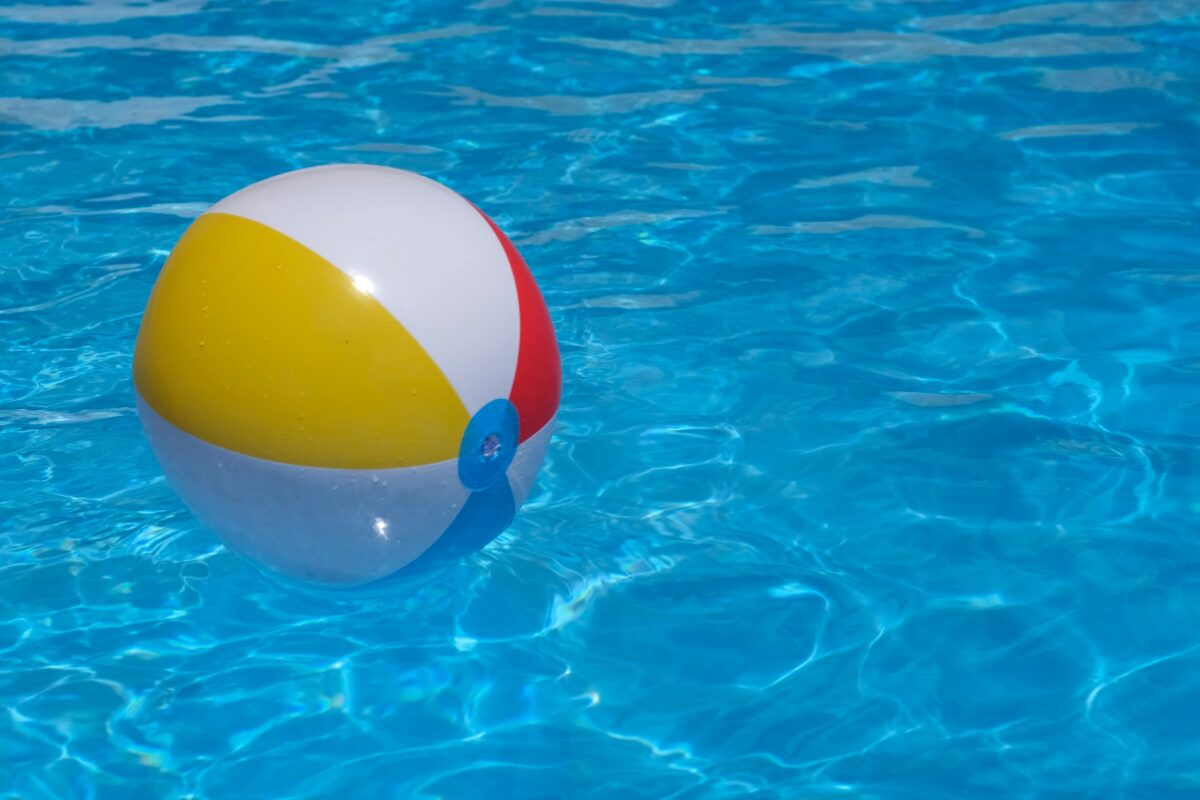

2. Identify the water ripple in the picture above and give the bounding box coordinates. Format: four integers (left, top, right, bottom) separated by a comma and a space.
1036, 66, 1182, 93
0, 96, 240, 131
916, 1, 1200, 32
445, 86, 718, 115
752, 214, 987, 238
999, 121, 1160, 139
0, 0, 207, 24
558, 29, 1141, 62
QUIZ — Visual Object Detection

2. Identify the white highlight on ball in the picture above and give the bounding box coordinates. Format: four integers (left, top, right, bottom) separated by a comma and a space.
352, 274, 376, 295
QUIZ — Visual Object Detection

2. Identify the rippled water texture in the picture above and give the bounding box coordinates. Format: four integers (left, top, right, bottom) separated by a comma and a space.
3, 0, 1200, 797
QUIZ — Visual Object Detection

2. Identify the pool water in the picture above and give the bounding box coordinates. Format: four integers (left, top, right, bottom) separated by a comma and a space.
3, 0, 1200, 797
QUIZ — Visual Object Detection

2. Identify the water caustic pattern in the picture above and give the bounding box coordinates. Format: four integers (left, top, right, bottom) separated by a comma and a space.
1, 0, 1199, 797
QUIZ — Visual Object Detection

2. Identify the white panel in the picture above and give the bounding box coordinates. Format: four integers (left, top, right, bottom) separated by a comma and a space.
138, 394, 470, 585
207, 164, 520, 415
507, 416, 556, 509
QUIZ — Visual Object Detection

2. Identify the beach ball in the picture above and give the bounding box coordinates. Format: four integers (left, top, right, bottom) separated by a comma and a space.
133, 165, 560, 585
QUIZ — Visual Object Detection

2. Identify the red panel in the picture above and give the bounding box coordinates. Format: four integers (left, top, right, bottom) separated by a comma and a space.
477, 209, 561, 442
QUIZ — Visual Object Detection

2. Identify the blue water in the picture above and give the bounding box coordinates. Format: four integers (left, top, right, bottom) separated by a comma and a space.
3, 1, 1200, 797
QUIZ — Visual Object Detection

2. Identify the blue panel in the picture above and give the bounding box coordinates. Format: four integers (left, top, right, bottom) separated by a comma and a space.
458, 398, 520, 491
397, 478, 516, 575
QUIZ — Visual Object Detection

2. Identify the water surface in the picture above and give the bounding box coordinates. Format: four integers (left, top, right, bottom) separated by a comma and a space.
3, 0, 1200, 797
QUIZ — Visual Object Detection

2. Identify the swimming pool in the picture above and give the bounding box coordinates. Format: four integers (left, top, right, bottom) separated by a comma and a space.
3, 0, 1200, 796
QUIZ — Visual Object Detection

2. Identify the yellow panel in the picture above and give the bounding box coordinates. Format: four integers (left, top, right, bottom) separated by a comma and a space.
134, 213, 469, 469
